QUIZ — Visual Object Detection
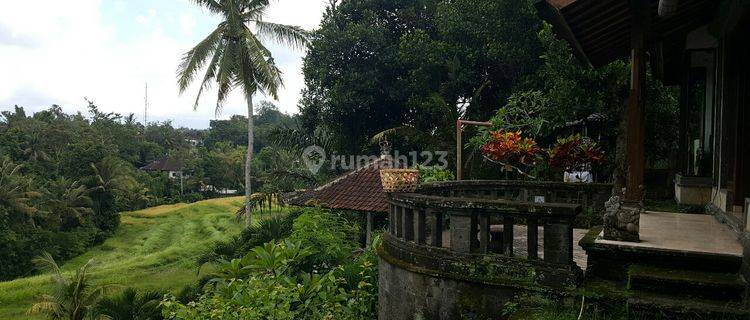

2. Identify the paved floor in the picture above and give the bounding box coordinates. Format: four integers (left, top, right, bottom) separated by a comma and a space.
595, 211, 743, 257
435, 211, 743, 270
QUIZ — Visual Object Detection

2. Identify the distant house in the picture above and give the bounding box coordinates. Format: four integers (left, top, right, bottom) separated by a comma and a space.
140, 156, 185, 179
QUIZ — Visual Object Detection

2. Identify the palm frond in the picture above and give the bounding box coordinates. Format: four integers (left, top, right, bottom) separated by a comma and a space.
193, 41, 226, 110
177, 25, 226, 93
254, 21, 310, 50
191, 0, 225, 15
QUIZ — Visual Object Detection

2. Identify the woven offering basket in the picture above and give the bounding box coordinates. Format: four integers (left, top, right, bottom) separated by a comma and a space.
380, 169, 420, 193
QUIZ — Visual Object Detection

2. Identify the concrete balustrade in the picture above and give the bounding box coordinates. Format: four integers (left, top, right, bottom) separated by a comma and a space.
386, 190, 581, 267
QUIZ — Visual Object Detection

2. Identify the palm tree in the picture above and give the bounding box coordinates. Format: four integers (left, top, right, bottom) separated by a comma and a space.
86, 157, 136, 231
41, 178, 93, 231
178, 0, 309, 227
0, 159, 39, 227
92, 288, 164, 320
27, 253, 108, 320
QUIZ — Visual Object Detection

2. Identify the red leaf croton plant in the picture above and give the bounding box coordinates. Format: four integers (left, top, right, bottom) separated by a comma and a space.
480, 132, 604, 177
481, 131, 540, 167
547, 134, 604, 171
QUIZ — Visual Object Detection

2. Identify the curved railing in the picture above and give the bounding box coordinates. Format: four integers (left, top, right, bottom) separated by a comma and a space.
380, 180, 591, 290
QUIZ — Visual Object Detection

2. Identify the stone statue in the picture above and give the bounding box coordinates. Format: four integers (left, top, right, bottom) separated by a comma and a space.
602, 192, 641, 242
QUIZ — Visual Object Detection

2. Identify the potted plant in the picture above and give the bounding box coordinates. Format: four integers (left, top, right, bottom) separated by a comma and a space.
547, 134, 604, 182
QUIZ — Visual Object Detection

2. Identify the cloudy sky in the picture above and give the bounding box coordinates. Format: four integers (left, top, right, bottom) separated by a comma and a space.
0, 0, 328, 128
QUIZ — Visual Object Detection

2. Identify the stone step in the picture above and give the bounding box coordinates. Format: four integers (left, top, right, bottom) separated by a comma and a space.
628, 264, 747, 302
628, 291, 749, 320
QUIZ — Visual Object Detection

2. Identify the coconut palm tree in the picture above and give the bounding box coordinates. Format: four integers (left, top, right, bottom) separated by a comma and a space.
41, 178, 93, 231
27, 253, 108, 320
0, 159, 39, 227
178, 0, 309, 227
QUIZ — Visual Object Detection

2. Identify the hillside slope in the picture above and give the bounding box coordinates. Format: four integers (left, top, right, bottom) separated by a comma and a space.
0, 197, 245, 320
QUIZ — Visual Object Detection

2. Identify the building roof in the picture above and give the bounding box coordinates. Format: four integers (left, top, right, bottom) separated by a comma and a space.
140, 156, 184, 172
287, 157, 401, 213
535, 0, 720, 67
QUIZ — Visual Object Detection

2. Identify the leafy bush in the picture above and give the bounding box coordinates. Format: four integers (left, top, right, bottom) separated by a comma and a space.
418, 165, 455, 183
197, 209, 302, 265
163, 207, 377, 320
287, 209, 360, 271
93, 288, 165, 320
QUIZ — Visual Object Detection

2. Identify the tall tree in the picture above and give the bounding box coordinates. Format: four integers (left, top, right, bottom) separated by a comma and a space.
178, 0, 309, 227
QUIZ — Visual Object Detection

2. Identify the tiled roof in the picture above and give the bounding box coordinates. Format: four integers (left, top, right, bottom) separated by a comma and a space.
287, 157, 399, 213
140, 156, 184, 171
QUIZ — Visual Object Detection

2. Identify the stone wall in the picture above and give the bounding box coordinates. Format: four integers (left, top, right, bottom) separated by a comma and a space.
378, 256, 517, 320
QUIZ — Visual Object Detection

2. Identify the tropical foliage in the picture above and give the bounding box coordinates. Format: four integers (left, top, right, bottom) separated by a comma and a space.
163, 208, 377, 320
27, 253, 108, 320
547, 134, 605, 171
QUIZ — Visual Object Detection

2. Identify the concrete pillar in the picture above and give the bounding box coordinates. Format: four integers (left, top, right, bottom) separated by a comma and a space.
450, 212, 473, 253
415, 209, 426, 244
543, 221, 573, 265
403, 208, 414, 241
429, 209, 443, 247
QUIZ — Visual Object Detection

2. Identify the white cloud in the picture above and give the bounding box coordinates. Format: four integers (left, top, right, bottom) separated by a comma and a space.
0, 0, 329, 128
179, 14, 197, 36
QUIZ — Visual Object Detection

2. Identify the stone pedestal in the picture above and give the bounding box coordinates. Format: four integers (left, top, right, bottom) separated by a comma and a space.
603, 196, 641, 242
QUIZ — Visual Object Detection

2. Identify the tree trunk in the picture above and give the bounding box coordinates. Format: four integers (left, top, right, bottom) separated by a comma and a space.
245, 95, 254, 228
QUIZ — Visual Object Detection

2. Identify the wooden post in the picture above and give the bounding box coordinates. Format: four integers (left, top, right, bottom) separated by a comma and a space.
366, 212, 374, 246
457, 120, 463, 180
625, 0, 648, 202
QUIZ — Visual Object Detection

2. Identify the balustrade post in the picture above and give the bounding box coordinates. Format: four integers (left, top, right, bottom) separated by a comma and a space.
429, 209, 443, 247
450, 211, 473, 253
527, 218, 539, 260
503, 216, 514, 256
388, 203, 396, 236
543, 218, 574, 265
479, 214, 490, 253
395, 206, 403, 238
415, 209, 426, 244
403, 208, 414, 241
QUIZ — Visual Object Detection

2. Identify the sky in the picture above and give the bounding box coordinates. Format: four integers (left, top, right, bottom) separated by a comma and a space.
0, 0, 329, 129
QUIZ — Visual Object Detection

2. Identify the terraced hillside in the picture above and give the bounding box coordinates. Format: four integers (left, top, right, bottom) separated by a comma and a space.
0, 197, 246, 320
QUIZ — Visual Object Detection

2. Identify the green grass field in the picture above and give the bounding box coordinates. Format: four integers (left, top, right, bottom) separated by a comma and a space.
0, 196, 247, 320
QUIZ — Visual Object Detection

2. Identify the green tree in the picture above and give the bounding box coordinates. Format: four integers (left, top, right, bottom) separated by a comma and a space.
41, 178, 93, 231
0, 159, 39, 227
27, 253, 108, 320
86, 157, 136, 233
178, 0, 309, 227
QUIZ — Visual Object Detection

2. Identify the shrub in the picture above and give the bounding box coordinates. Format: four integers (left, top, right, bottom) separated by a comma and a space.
93, 288, 165, 320
287, 208, 360, 271
197, 209, 302, 265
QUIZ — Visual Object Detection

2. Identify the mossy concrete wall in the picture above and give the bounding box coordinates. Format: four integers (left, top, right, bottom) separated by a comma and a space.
378, 256, 515, 320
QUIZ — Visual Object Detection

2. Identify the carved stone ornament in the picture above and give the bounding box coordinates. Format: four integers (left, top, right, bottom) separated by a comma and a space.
602, 194, 641, 242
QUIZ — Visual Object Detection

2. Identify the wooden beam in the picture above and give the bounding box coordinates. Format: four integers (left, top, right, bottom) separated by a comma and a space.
624, 0, 649, 202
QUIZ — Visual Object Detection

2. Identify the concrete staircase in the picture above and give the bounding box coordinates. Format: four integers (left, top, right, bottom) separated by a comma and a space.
626, 263, 748, 319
